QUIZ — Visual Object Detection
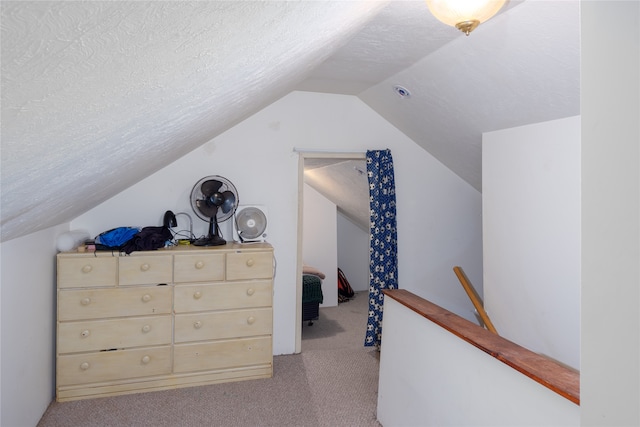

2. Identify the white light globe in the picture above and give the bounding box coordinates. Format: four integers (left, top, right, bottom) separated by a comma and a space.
426, 0, 506, 35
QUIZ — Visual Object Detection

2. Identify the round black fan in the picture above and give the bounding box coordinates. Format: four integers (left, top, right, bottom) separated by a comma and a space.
190, 175, 239, 246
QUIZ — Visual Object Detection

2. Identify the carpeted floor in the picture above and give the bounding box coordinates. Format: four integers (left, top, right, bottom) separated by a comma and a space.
301, 291, 381, 426
301, 291, 371, 352
38, 291, 380, 427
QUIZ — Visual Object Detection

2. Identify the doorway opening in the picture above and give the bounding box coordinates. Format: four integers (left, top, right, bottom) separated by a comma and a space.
295, 151, 368, 353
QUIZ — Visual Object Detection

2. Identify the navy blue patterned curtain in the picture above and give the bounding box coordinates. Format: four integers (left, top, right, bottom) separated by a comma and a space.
365, 149, 398, 347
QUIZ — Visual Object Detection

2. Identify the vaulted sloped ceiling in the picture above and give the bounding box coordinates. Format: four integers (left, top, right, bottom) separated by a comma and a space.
304, 159, 369, 231
302, 0, 579, 194
0, 1, 580, 242
0, 1, 387, 242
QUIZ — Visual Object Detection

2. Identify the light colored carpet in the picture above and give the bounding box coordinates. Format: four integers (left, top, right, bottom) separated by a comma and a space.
302, 292, 380, 427
301, 291, 370, 352
302, 349, 380, 427
38, 291, 380, 427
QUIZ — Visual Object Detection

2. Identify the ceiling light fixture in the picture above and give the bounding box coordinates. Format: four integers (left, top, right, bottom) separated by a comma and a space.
425, 0, 506, 36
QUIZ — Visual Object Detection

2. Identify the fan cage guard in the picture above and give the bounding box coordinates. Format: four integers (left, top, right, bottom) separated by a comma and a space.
190, 176, 238, 223
235, 207, 267, 241
189, 175, 239, 246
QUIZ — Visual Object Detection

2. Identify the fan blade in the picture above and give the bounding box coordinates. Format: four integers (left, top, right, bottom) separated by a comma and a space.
200, 180, 223, 197
220, 191, 236, 214
196, 199, 219, 218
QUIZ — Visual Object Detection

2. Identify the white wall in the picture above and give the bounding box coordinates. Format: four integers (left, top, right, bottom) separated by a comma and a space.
377, 297, 580, 427
3, 5, 638, 422
303, 183, 338, 307
1, 224, 68, 427
581, 2, 639, 425
72, 91, 484, 354
337, 212, 369, 292
482, 116, 581, 369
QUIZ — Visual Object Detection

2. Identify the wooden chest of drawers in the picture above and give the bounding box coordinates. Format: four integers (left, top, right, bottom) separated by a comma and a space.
56, 243, 273, 401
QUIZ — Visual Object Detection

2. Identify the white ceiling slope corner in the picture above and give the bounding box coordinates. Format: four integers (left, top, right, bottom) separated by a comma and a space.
298, 0, 578, 228
0, 1, 388, 242
302, 0, 580, 191
1, 1, 580, 243
304, 159, 369, 230
366, 0, 580, 190
296, 1, 460, 95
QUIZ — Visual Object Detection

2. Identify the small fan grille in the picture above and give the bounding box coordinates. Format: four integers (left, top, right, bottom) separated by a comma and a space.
236, 207, 267, 240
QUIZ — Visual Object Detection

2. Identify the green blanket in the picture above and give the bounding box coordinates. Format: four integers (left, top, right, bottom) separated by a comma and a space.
302, 275, 323, 304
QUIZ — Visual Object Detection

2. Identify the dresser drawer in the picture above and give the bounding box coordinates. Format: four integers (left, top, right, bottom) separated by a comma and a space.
57, 346, 172, 386
173, 280, 272, 313
174, 253, 224, 283
58, 257, 117, 289
118, 255, 172, 286
58, 315, 172, 354
173, 337, 271, 373
174, 308, 272, 343
226, 251, 273, 280
58, 286, 172, 321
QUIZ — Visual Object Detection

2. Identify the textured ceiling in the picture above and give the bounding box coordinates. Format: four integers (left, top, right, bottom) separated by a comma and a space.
303, 0, 580, 191
0, 1, 580, 242
0, 1, 386, 242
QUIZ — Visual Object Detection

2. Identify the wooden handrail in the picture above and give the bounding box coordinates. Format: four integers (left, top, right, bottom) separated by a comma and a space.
383, 289, 580, 405
453, 266, 498, 335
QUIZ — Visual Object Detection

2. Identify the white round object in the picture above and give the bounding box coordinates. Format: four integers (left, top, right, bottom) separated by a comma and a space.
236, 207, 267, 240
56, 230, 90, 252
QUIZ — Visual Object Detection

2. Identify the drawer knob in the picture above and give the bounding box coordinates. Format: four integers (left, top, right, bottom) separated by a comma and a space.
247, 316, 256, 325
141, 294, 152, 303
81, 265, 93, 273
80, 297, 91, 306
246, 288, 255, 296
193, 321, 203, 329
195, 261, 204, 269
140, 263, 150, 272
141, 355, 151, 364
141, 325, 151, 333
80, 362, 90, 371
81, 329, 90, 338
246, 258, 255, 267
193, 291, 202, 300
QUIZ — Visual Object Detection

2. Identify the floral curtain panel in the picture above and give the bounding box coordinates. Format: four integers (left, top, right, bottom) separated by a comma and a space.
364, 149, 398, 348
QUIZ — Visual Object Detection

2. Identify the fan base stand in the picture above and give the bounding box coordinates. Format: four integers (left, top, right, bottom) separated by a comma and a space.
192, 235, 227, 247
